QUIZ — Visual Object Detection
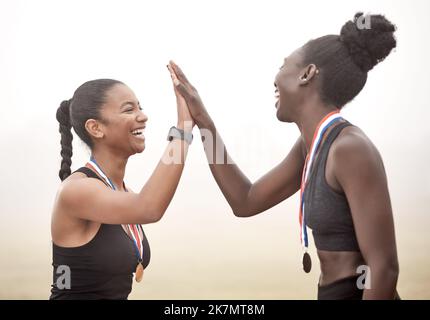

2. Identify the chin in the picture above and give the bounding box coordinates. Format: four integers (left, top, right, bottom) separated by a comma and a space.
276, 105, 294, 123
130, 144, 146, 155
136, 145, 146, 153
276, 108, 287, 122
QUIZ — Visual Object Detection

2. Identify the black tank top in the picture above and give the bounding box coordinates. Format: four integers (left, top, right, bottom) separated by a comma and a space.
50, 167, 151, 300
303, 120, 360, 251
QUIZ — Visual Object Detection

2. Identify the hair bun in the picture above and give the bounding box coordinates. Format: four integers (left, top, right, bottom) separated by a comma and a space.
340, 12, 397, 72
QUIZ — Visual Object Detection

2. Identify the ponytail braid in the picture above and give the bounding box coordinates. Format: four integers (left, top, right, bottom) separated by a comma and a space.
56, 99, 73, 181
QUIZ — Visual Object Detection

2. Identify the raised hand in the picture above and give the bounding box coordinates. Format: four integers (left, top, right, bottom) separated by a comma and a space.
168, 61, 211, 128
167, 63, 194, 131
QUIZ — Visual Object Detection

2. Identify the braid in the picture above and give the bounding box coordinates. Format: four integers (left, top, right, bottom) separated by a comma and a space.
55, 79, 123, 181
56, 99, 73, 181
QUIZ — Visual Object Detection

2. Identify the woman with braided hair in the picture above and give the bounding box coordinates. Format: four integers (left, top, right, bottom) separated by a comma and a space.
51, 74, 194, 299
169, 13, 400, 299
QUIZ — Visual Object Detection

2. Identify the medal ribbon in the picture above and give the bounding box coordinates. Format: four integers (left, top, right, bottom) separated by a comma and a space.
86, 156, 144, 262
299, 110, 343, 250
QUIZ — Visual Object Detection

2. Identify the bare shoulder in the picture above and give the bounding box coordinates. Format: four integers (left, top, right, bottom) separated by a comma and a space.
332, 125, 382, 164
54, 171, 109, 221
58, 172, 106, 201
52, 172, 101, 246
54, 172, 87, 207
53, 172, 97, 216
331, 125, 386, 183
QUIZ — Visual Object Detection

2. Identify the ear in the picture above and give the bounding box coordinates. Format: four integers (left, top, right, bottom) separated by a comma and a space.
299, 64, 319, 86
85, 119, 105, 140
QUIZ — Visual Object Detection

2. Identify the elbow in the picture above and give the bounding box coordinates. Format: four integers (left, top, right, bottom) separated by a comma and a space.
131, 193, 168, 224
230, 188, 255, 217
382, 263, 399, 287
140, 198, 168, 224
389, 260, 400, 280
384, 257, 399, 279
232, 205, 256, 218
142, 212, 162, 224
140, 206, 164, 224
147, 208, 165, 223
231, 202, 247, 217
150, 214, 162, 223
369, 258, 399, 284
232, 208, 246, 217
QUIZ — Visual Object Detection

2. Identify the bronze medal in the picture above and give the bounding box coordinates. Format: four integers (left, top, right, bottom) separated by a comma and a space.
135, 262, 144, 282
302, 252, 312, 273
298, 112, 342, 274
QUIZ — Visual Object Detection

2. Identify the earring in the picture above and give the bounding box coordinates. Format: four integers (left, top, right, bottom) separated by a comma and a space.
316, 69, 320, 75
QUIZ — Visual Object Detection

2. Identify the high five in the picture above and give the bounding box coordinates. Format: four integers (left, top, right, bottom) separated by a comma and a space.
168, 12, 399, 300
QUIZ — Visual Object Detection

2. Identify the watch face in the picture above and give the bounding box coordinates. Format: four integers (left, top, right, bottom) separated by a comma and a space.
167, 127, 180, 141
167, 127, 192, 144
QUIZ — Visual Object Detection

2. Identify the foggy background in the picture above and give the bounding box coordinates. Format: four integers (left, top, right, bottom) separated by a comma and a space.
0, 0, 429, 299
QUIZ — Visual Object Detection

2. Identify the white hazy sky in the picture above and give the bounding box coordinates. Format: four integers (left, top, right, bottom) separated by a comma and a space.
0, 0, 429, 299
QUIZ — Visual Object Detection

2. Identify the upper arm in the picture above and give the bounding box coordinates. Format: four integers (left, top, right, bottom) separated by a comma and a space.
58, 178, 158, 225
334, 132, 398, 269
240, 136, 305, 216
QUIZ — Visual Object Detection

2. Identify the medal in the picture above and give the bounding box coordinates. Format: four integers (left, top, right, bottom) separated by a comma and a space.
299, 110, 343, 273
135, 262, 144, 282
86, 156, 146, 283
125, 223, 145, 283
302, 251, 312, 273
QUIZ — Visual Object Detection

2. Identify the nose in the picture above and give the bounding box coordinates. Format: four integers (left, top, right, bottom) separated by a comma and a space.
137, 109, 148, 123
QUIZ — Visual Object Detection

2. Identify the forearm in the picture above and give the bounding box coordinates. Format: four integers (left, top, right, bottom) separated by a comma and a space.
138, 138, 190, 222
199, 119, 252, 216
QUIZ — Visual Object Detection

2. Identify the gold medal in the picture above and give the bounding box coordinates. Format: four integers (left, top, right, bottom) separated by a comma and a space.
135, 262, 144, 282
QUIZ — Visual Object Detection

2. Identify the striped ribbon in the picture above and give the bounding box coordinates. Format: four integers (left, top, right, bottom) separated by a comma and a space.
86, 156, 144, 262
299, 110, 343, 250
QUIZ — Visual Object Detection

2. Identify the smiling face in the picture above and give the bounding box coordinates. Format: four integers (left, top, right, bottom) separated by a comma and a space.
87, 83, 148, 156
274, 48, 307, 122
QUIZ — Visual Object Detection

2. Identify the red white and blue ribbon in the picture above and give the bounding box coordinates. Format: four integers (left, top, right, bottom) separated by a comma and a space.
299, 110, 343, 250
125, 224, 144, 263
86, 156, 144, 262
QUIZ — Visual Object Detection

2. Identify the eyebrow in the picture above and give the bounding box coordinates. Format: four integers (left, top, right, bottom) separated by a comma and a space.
120, 101, 140, 109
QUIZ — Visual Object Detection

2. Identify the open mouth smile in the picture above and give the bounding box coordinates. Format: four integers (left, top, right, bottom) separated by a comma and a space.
131, 126, 146, 140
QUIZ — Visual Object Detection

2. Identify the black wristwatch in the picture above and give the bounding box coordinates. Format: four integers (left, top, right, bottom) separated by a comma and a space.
167, 126, 193, 145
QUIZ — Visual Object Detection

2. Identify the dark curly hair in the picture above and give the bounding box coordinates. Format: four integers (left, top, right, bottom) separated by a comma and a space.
55, 79, 123, 181
302, 12, 397, 108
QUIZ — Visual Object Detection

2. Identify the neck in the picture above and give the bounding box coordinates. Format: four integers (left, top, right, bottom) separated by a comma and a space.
90, 147, 128, 191
296, 102, 339, 153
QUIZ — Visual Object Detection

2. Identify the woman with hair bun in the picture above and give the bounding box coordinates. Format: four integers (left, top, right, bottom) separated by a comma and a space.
51, 71, 194, 299
169, 12, 400, 299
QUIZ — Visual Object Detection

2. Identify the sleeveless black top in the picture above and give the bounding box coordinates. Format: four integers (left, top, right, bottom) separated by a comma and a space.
303, 120, 360, 252
50, 167, 151, 300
